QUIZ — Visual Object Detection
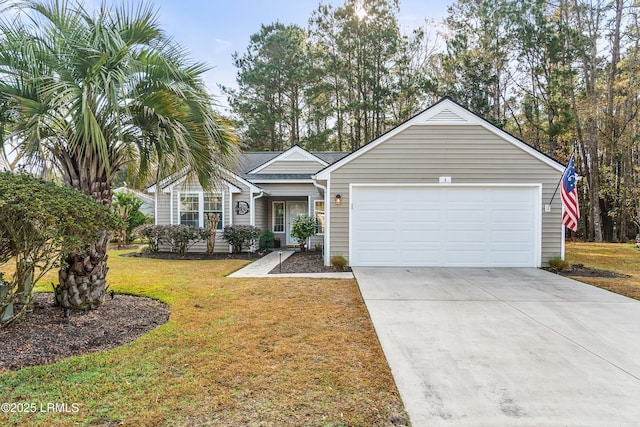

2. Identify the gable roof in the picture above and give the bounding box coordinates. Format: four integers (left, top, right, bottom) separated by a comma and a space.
314, 97, 565, 180
235, 149, 349, 180
147, 147, 349, 193
146, 166, 260, 194
247, 145, 329, 174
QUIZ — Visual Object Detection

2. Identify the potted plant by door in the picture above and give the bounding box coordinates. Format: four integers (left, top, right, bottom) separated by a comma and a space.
290, 215, 317, 252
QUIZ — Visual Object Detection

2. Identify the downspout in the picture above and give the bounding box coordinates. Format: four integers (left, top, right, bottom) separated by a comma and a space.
154, 189, 158, 225
251, 190, 265, 227
169, 187, 174, 224
312, 178, 328, 265
227, 190, 233, 253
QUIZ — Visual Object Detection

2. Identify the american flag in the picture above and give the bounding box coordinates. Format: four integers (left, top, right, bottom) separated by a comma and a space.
561, 155, 580, 232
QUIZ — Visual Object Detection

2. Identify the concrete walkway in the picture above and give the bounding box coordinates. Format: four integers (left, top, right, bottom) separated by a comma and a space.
228, 250, 354, 279
355, 267, 640, 427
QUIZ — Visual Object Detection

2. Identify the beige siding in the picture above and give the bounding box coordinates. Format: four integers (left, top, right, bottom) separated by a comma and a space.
328, 125, 563, 266
259, 160, 325, 174
260, 183, 321, 197
254, 196, 268, 231
155, 192, 171, 225
231, 191, 252, 227
157, 176, 256, 253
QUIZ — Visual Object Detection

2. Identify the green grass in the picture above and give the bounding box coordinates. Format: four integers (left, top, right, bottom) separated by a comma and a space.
565, 241, 640, 300
0, 250, 408, 426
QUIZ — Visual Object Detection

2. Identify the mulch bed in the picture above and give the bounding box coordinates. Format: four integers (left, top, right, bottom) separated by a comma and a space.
268, 251, 351, 274
547, 263, 629, 278
0, 293, 169, 372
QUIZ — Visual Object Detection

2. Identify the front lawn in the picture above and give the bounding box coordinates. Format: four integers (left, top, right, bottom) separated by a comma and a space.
565, 241, 640, 300
0, 250, 408, 426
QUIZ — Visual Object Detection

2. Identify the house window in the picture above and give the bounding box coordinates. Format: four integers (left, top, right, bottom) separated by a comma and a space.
315, 200, 325, 234
180, 192, 224, 228
273, 201, 285, 233
204, 194, 223, 230
180, 193, 199, 227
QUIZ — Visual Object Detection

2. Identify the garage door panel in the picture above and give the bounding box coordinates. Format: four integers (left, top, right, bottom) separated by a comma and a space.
448, 230, 485, 242
357, 230, 395, 242
401, 230, 440, 240
351, 186, 539, 267
447, 212, 485, 223
400, 253, 442, 264
356, 222, 395, 232
445, 251, 486, 265
358, 209, 395, 222
489, 251, 532, 265
447, 243, 487, 253
404, 242, 442, 252
449, 191, 486, 202
492, 230, 531, 242
492, 210, 531, 222
403, 210, 441, 222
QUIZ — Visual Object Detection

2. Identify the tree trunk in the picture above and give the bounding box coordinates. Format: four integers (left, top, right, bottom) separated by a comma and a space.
15, 258, 34, 306
55, 231, 110, 310
586, 118, 604, 242
55, 180, 113, 310
205, 213, 220, 254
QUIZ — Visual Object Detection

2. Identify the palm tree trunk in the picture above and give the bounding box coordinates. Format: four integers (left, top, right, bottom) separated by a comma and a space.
55, 180, 113, 310
55, 231, 110, 310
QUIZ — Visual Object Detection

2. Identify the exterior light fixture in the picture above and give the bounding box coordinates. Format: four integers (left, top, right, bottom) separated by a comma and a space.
335, 194, 342, 205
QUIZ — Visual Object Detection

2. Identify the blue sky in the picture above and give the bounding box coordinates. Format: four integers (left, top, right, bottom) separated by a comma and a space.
149, 0, 452, 112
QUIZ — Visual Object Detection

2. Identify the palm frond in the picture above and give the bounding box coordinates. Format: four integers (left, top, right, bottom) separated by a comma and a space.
0, 0, 239, 196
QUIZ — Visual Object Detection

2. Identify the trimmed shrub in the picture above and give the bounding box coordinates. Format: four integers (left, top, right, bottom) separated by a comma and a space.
259, 230, 275, 251
330, 255, 348, 271
223, 225, 261, 253
135, 224, 164, 252
548, 257, 570, 271
164, 225, 210, 256
290, 215, 317, 250
134, 224, 210, 255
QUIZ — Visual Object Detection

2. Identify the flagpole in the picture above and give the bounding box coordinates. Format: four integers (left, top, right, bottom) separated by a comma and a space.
548, 175, 563, 206
549, 150, 575, 206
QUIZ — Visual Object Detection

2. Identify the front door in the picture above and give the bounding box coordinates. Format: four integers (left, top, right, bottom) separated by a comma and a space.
286, 201, 308, 246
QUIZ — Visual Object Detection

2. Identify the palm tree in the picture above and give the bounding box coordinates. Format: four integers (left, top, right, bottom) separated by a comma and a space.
0, 0, 239, 309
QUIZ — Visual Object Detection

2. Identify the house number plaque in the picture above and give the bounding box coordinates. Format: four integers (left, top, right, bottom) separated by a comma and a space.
235, 201, 250, 215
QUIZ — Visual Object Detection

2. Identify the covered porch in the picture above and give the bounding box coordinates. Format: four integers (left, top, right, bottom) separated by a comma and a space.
257, 194, 325, 250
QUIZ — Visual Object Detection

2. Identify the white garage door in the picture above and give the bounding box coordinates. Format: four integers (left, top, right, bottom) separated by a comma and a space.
350, 185, 540, 267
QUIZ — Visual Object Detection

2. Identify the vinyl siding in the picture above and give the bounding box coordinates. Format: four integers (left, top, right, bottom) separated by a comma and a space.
232, 191, 252, 227
156, 192, 171, 225
260, 183, 321, 197
156, 176, 255, 253
259, 160, 325, 174
328, 125, 563, 266
254, 196, 268, 231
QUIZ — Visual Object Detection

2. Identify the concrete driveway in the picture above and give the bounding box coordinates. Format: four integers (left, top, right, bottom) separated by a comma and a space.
353, 267, 640, 426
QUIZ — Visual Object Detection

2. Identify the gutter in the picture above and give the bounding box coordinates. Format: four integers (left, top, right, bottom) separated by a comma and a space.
251, 190, 266, 227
